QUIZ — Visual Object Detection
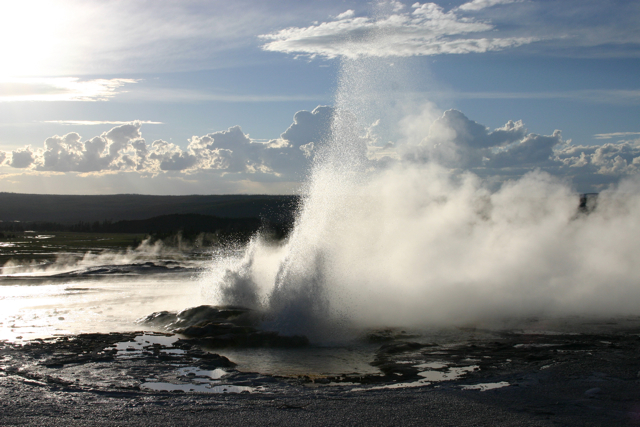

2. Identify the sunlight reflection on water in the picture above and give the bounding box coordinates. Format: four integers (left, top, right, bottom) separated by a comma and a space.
0, 275, 206, 341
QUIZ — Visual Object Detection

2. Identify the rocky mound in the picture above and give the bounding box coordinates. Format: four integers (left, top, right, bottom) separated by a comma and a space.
138, 305, 309, 348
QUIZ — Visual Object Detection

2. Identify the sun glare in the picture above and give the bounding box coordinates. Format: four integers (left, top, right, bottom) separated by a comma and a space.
0, 1, 69, 78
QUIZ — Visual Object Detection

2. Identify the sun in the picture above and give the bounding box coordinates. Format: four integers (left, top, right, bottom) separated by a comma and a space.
0, 1, 69, 78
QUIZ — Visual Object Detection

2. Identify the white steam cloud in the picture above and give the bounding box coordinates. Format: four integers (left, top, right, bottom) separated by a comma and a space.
0, 237, 183, 276
199, 44, 640, 343
205, 150, 640, 341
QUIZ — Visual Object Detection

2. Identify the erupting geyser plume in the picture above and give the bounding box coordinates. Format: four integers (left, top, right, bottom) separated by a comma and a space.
203, 12, 640, 343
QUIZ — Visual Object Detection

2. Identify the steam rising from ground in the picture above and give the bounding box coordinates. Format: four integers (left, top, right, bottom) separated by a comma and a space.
1, 237, 195, 276
204, 17, 640, 342
206, 161, 640, 340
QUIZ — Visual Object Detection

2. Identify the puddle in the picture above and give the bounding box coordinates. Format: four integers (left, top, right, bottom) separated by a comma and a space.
417, 365, 478, 381
138, 363, 238, 393
414, 362, 447, 369
351, 379, 432, 391
461, 381, 510, 391
113, 333, 181, 358
219, 346, 379, 377
140, 382, 258, 393
351, 364, 479, 392
413, 360, 478, 383
177, 367, 227, 380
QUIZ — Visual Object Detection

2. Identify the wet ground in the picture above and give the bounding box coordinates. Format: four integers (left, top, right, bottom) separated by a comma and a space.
2, 318, 640, 426
2, 238, 640, 425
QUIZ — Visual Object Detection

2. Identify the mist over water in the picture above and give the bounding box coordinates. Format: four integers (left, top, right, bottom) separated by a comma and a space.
204, 29, 640, 342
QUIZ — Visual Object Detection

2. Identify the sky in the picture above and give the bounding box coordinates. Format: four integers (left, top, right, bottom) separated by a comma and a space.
0, 0, 638, 195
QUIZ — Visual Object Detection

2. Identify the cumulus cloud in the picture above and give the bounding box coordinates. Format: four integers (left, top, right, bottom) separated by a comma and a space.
134, 106, 335, 179
9, 148, 35, 168
148, 140, 198, 172
488, 131, 562, 169
2, 106, 639, 194
402, 109, 640, 191
280, 107, 334, 150
557, 142, 640, 176
260, 2, 537, 59
407, 109, 526, 168
36, 123, 144, 172
181, 106, 335, 178
335, 10, 355, 20
3, 107, 336, 184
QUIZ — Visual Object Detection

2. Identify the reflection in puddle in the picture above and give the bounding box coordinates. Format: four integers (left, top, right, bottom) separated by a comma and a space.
417, 365, 478, 381
220, 346, 380, 377
461, 381, 510, 391
177, 367, 227, 379
351, 363, 479, 391
140, 382, 258, 393
414, 362, 447, 369
0, 277, 207, 341
141, 364, 254, 394
113, 333, 180, 357
351, 379, 433, 391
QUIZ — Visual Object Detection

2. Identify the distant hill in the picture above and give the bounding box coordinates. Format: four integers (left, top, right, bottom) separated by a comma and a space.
104, 213, 262, 235
0, 193, 299, 224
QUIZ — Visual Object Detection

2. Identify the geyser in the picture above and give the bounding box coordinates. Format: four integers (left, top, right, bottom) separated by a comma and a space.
203, 35, 640, 343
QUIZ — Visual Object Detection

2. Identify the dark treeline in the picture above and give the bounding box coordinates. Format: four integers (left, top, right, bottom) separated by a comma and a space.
0, 193, 299, 224
0, 213, 294, 242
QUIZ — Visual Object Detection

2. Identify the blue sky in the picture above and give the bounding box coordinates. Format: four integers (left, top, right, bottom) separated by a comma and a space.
0, 0, 638, 194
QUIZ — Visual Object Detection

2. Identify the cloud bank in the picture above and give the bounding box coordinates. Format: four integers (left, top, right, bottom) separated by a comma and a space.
261, 0, 640, 61
402, 109, 640, 191
4, 0, 638, 79
0, 107, 335, 193
1, 106, 639, 194
261, 1, 537, 59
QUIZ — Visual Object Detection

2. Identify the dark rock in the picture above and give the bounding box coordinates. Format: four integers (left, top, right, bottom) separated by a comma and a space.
378, 342, 435, 355
585, 387, 601, 397
186, 330, 309, 349
138, 305, 307, 349
177, 321, 255, 338
174, 305, 226, 327
366, 329, 420, 343
137, 305, 258, 332
136, 311, 177, 327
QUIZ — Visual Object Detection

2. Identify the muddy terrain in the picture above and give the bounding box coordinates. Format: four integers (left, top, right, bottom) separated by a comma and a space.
2, 312, 640, 426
